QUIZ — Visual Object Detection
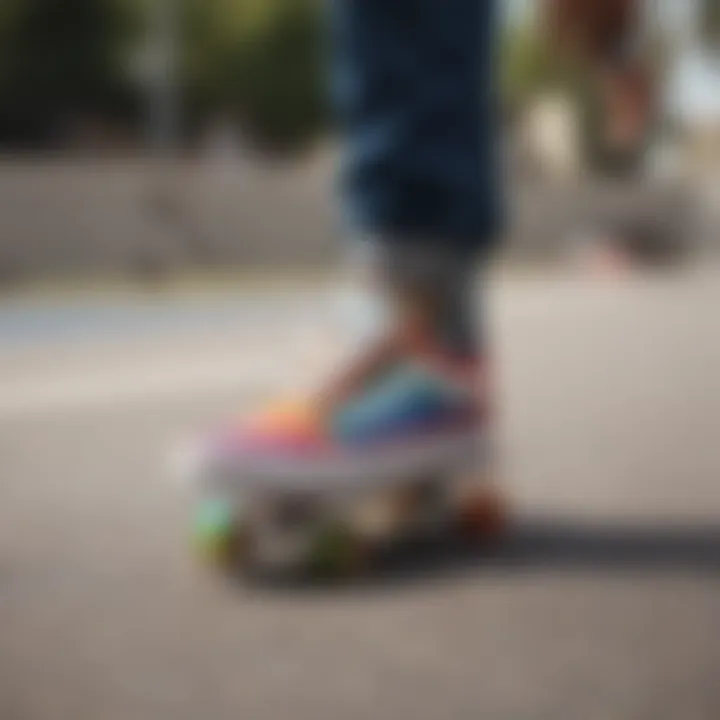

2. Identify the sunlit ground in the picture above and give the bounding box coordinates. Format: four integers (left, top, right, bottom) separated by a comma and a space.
1, 270, 719, 720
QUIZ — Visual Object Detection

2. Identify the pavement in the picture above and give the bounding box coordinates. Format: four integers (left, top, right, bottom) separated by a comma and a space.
1, 273, 719, 720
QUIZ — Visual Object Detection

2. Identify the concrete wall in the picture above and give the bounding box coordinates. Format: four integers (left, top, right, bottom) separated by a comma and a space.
0, 153, 340, 282
0, 151, 705, 283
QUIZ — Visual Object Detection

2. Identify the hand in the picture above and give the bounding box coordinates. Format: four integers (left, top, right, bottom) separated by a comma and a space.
544, 0, 650, 153
600, 63, 654, 152
544, 0, 639, 67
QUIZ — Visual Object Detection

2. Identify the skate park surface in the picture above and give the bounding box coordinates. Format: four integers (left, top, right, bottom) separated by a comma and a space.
1, 271, 719, 720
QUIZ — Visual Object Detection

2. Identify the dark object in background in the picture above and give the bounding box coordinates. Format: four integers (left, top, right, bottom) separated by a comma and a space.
0, 0, 138, 150
611, 219, 689, 268
598, 63, 656, 175
584, 183, 695, 272
546, 0, 639, 63
544, 0, 655, 180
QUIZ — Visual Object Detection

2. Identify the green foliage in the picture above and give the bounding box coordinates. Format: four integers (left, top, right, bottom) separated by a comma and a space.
700, 0, 720, 47
501, 25, 582, 115
500, 24, 604, 167
0, 0, 326, 152
183, 0, 327, 155
0, 0, 138, 147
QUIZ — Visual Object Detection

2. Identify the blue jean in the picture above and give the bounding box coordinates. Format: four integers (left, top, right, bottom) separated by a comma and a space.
331, 0, 503, 257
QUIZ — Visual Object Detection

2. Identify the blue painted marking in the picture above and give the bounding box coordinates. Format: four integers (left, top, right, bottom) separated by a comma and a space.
0, 291, 332, 346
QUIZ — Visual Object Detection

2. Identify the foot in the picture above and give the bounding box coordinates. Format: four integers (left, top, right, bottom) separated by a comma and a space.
218, 348, 488, 468
214, 246, 490, 471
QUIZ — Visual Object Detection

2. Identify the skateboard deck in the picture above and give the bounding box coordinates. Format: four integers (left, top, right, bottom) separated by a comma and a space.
176, 412, 505, 580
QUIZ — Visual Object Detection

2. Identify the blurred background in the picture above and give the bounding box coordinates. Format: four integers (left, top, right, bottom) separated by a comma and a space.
1, 4, 719, 720
0, 0, 717, 281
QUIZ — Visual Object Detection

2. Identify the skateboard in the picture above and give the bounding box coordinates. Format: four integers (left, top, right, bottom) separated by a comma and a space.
178, 409, 507, 581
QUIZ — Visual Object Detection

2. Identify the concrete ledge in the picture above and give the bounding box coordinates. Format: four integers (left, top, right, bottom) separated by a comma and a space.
0, 154, 705, 283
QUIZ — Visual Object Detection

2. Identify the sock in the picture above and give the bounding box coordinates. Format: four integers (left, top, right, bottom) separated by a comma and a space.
346, 238, 481, 362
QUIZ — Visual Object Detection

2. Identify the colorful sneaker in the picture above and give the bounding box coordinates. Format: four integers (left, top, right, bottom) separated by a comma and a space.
205, 355, 488, 489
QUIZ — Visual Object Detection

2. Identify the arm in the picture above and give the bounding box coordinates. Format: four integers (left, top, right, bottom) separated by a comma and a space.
543, 0, 641, 69
544, 0, 652, 153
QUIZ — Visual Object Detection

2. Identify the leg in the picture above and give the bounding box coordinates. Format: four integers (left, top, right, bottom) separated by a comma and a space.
323, 0, 503, 410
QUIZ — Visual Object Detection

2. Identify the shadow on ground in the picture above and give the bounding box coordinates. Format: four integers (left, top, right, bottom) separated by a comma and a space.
244, 517, 720, 596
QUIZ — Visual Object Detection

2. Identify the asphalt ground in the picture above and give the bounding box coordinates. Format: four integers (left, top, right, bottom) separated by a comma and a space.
1, 273, 719, 720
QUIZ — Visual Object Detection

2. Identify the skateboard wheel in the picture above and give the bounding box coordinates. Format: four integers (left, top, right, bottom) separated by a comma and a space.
306, 523, 368, 579
192, 498, 247, 569
456, 490, 508, 540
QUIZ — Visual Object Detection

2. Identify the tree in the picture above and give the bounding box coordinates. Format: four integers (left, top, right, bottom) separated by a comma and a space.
501, 23, 596, 125
700, 0, 720, 47
0, 0, 138, 148
183, 0, 327, 155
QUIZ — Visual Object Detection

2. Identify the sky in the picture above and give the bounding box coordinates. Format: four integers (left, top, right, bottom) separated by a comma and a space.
667, 49, 720, 122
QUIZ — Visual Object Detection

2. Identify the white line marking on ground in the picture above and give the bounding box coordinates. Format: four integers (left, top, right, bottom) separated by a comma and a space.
0, 358, 304, 418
